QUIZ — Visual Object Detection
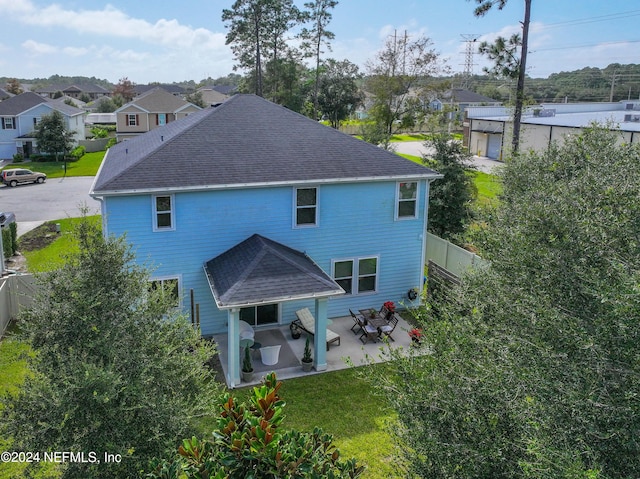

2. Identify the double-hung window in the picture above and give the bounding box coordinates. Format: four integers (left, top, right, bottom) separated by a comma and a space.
127, 114, 138, 126
332, 256, 378, 295
153, 195, 174, 231
294, 187, 318, 227
2, 117, 15, 129
396, 181, 418, 219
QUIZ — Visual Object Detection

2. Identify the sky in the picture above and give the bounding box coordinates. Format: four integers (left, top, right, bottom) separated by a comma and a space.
1, 0, 639, 85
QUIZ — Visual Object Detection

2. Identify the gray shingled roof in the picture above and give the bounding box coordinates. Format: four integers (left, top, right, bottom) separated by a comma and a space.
0, 92, 47, 115
204, 234, 344, 309
120, 87, 196, 113
92, 94, 439, 194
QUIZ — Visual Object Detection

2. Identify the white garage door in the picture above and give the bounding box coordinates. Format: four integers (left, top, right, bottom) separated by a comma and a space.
487, 134, 502, 159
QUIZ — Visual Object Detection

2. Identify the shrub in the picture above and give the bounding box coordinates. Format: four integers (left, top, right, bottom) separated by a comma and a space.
70, 145, 86, 160
2, 227, 12, 259
12, 153, 23, 163
106, 137, 117, 149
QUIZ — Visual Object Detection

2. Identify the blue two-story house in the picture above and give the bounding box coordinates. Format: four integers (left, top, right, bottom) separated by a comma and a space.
0, 92, 85, 160
90, 94, 441, 386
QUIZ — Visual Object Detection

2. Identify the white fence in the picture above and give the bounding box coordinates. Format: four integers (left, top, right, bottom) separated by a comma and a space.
425, 233, 487, 278
0, 274, 36, 337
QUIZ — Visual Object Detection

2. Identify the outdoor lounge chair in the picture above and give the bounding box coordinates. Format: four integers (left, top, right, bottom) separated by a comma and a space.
379, 313, 399, 341
292, 308, 341, 350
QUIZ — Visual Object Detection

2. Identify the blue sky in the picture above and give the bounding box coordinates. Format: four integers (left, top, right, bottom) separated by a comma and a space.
1, 0, 639, 84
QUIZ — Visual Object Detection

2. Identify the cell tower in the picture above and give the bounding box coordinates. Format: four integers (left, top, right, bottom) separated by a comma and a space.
460, 34, 480, 90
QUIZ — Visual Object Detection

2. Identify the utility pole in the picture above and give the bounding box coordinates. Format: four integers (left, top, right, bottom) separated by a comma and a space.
609, 72, 619, 102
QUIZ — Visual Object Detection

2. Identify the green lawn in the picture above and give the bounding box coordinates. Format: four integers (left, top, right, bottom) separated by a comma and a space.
1, 151, 105, 179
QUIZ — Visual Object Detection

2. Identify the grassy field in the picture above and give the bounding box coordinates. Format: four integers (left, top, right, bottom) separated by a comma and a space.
1, 151, 105, 179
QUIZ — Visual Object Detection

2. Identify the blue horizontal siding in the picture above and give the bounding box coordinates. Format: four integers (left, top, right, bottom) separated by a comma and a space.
104, 180, 429, 334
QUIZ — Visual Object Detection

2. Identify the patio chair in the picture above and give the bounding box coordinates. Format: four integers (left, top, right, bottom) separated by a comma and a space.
292, 308, 341, 350
379, 313, 399, 341
239, 320, 255, 346
259, 345, 281, 366
349, 309, 365, 334
359, 321, 380, 344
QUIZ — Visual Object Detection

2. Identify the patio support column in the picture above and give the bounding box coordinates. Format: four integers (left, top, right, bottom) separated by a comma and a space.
227, 308, 241, 388
313, 298, 328, 371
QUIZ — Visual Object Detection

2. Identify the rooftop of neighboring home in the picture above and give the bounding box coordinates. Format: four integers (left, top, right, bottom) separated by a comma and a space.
34, 83, 110, 95
116, 87, 199, 114
91, 94, 439, 195
133, 84, 185, 96
466, 100, 640, 131
0, 91, 84, 116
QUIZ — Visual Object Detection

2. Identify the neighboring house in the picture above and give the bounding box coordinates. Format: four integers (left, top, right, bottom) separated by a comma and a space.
114, 87, 201, 140
465, 100, 640, 160
90, 94, 441, 387
34, 84, 110, 100
0, 92, 85, 160
197, 85, 234, 107
133, 84, 186, 97
0, 88, 13, 101
430, 88, 501, 121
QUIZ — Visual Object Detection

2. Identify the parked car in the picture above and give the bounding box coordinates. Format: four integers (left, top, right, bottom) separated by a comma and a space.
1, 168, 47, 187
0, 211, 16, 228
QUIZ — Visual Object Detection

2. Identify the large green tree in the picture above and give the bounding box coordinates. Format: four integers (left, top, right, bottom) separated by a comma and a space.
473, 0, 532, 155
422, 134, 476, 239
317, 58, 362, 128
299, 0, 339, 120
368, 126, 640, 478
365, 33, 442, 144
33, 109, 76, 161
1, 216, 221, 479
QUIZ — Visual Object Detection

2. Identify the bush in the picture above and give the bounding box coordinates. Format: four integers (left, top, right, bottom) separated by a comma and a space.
12, 153, 23, 163
2, 223, 17, 258
106, 137, 117, 149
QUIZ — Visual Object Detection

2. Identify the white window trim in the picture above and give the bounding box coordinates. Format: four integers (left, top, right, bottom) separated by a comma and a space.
152, 194, 175, 231
127, 114, 137, 126
293, 186, 319, 228
149, 275, 182, 309
395, 181, 420, 220
331, 255, 379, 296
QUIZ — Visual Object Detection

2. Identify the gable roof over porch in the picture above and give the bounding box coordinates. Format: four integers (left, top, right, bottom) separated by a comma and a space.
203, 234, 344, 309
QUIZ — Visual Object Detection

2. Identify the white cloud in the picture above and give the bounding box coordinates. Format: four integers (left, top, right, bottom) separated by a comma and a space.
22, 39, 57, 55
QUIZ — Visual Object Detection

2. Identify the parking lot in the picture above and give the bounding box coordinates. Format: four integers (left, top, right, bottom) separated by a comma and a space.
0, 176, 100, 236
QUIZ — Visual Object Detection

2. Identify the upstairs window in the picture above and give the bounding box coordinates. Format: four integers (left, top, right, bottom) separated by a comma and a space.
2, 117, 15, 129
397, 181, 418, 219
294, 187, 317, 227
332, 256, 378, 295
153, 195, 174, 231
149, 277, 180, 308
127, 114, 139, 126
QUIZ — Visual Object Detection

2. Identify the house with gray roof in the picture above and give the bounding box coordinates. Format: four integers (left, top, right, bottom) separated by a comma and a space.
91, 94, 441, 387
0, 92, 85, 160
114, 87, 201, 141
34, 83, 110, 100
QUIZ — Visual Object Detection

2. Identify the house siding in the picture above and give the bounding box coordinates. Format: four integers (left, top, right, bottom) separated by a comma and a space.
103, 179, 429, 335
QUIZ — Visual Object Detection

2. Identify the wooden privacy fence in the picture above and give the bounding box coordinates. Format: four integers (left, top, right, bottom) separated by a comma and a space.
0, 274, 36, 337
425, 233, 487, 278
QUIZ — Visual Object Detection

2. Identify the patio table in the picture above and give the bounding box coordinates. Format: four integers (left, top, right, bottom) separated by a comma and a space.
358, 309, 389, 330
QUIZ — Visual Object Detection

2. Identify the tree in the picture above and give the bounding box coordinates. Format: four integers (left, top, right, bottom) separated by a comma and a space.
223, 0, 302, 99
478, 33, 521, 80
1, 215, 221, 479
112, 76, 135, 102
299, 0, 339, 120
317, 58, 362, 128
148, 372, 364, 479
185, 90, 206, 108
6, 78, 23, 95
365, 33, 442, 145
473, 0, 532, 155
33, 110, 75, 162
365, 126, 640, 478
422, 134, 476, 239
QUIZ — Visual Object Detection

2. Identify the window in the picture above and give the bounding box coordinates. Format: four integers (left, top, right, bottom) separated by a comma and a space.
2, 117, 15, 129
332, 256, 378, 295
295, 187, 317, 227
397, 181, 418, 219
149, 277, 180, 308
157, 113, 166, 125
127, 114, 138, 126
153, 195, 174, 231
240, 304, 279, 327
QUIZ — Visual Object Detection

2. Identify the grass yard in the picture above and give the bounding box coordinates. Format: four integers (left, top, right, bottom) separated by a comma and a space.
1, 151, 105, 179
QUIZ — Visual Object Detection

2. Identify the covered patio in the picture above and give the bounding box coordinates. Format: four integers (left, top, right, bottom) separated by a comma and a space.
212, 312, 415, 387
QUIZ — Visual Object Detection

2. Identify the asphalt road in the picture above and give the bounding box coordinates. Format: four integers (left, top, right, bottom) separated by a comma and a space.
0, 176, 100, 236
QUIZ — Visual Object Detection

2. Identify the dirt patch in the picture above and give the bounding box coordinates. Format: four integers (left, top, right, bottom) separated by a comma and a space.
18, 222, 60, 252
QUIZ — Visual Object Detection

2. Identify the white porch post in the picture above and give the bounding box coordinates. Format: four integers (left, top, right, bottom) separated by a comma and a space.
313, 298, 328, 371
227, 308, 241, 387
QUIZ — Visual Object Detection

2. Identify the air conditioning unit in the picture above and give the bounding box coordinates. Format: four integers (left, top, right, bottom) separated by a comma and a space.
623, 114, 640, 122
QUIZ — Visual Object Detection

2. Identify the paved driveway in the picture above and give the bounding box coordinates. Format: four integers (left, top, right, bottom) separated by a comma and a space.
394, 141, 504, 174
0, 176, 100, 236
